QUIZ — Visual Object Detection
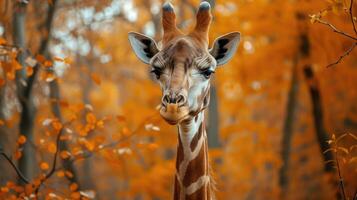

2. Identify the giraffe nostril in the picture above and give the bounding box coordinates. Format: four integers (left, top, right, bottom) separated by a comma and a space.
162, 95, 170, 104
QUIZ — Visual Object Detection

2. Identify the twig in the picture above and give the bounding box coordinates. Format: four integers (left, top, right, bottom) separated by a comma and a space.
0, 151, 30, 184
316, 19, 357, 41
349, 0, 357, 35
334, 142, 347, 200
327, 42, 357, 67
69, 112, 160, 163
33, 121, 67, 195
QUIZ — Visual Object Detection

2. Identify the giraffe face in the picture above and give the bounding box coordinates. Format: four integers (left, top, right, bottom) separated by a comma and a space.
150, 37, 215, 124
128, 2, 240, 125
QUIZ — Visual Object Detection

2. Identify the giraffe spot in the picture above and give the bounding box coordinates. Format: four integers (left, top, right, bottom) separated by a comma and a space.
176, 134, 184, 171
194, 115, 199, 122
174, 176, 181, 199
183, 143, 206, 187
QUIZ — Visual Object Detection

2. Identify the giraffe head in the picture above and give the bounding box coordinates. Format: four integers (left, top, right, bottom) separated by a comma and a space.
128, 2, 240, 125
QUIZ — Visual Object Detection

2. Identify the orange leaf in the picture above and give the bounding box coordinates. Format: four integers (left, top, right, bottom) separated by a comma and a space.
0, 78, 5, 87
35, 54, 46, 63
15, 151, 22, 159
52, 120, 63, 131
12, 60, 22, 70
60, 151, 71, 159
116, 115, 126, 122
24, 184, 33, 195
47, 143, 57, 153
121, 127, 131, 137
17, 135, 27, 145
86, 113, 96, 124
84, 140, 95, 151
26, 66, 33, 76
0, 119, 4, 126
96, 120, 104, 128
148, 143, 159, 150
70, 192, 81, 199
0, 187, 9, 193
0, 37, 6, 45
70, 183, 78, 192
57, 170, 65, 177
90, 73, 101, 85
43, 60, 52, 67
40, 162, 49, 170
65, 171, 73, 178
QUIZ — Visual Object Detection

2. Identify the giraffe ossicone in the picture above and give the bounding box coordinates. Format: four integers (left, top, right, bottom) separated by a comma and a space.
128, 2, 240, 199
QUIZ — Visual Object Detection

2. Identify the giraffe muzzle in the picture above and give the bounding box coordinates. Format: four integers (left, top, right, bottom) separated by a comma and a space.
159, 103, 189, 125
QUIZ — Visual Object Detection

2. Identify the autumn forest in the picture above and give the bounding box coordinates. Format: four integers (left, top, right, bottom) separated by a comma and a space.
0, 0, 356, 199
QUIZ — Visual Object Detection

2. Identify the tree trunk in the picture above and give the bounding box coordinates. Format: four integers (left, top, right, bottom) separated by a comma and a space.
12, 2, 36, 184
279, 23, 309, 194
14, 1, 58, 184
279, 62, 299, 194
303, 66, 334, 173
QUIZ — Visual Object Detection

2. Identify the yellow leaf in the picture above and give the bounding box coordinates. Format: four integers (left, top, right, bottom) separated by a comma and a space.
63, 57, 72, 65
96, 120, 104, 128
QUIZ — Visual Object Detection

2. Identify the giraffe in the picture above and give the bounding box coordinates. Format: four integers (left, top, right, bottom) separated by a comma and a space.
128, 2, 240, 199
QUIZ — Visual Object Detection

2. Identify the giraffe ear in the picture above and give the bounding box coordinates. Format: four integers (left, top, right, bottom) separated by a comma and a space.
209, 32, 241, 66
128, 32, 159, 64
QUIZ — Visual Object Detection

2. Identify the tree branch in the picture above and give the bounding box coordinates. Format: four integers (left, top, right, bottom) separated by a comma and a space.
34, 120, 68, 195
315, 18, 357, 41
0, 151, 30, 184
25, 0, 58, 97
327, 42, 357, 67
349, 0, 357, 35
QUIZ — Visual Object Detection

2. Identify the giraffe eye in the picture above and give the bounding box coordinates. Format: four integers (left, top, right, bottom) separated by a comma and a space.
151, 67, 162, 79
200, 69, 214, 79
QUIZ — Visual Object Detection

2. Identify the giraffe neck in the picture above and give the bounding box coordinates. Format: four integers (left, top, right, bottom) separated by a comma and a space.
174, 112, 212, 200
